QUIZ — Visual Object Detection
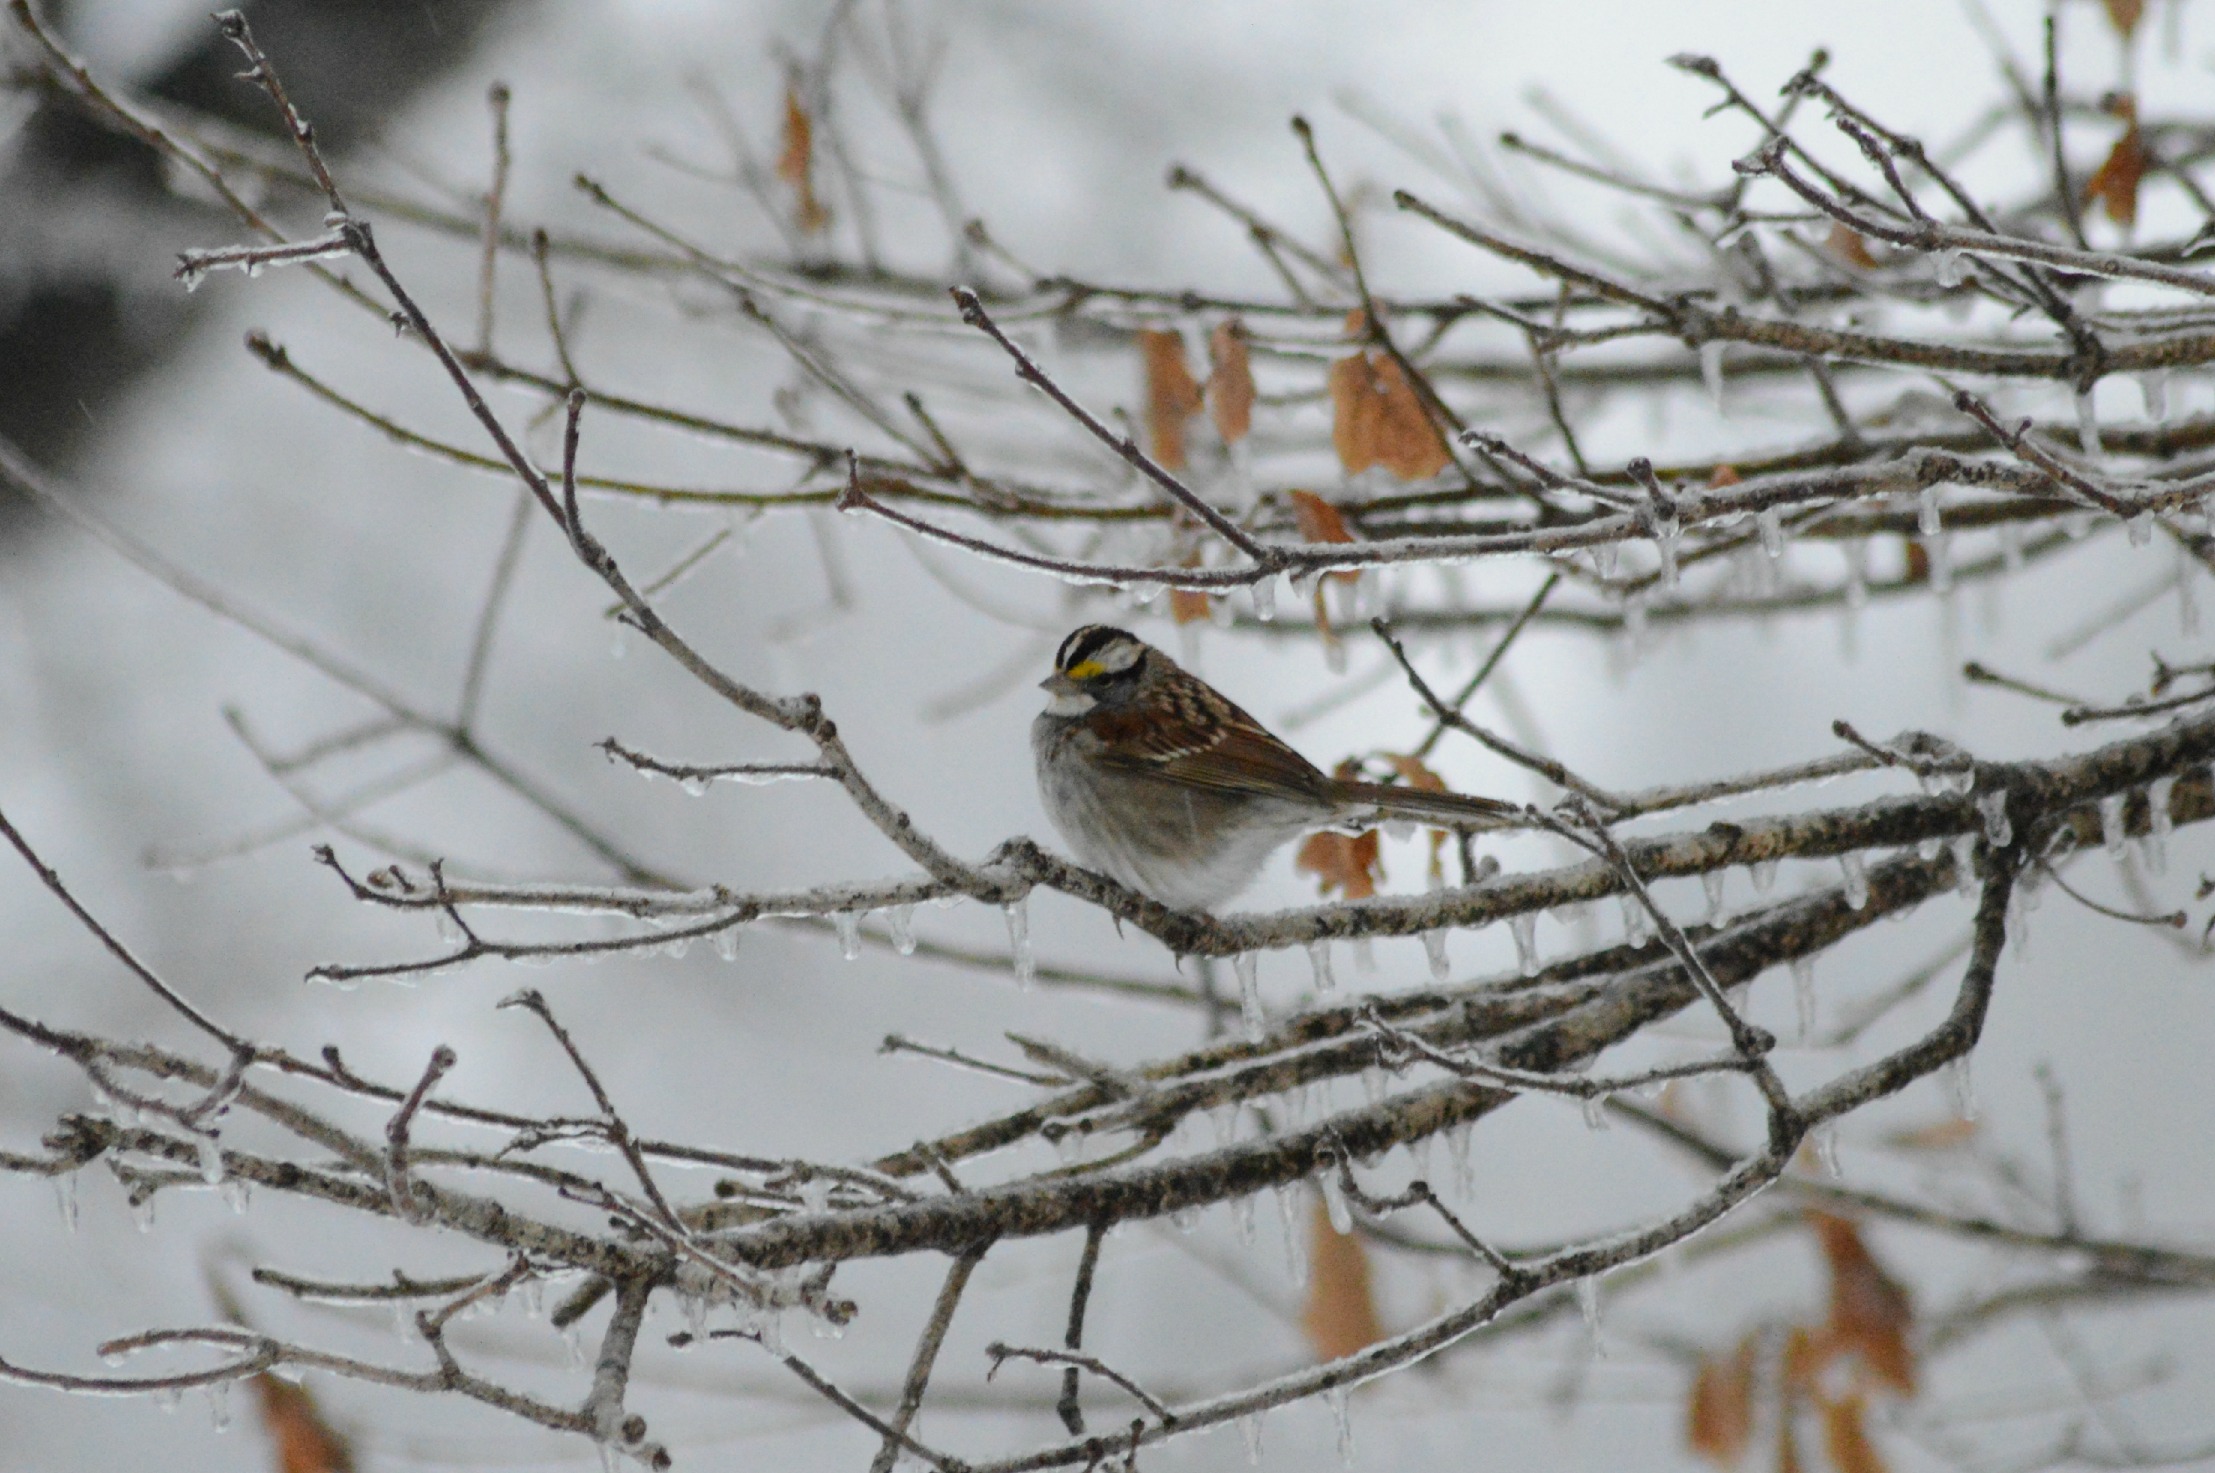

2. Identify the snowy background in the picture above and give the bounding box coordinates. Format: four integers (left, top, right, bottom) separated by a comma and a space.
5, 1, 2214, 1468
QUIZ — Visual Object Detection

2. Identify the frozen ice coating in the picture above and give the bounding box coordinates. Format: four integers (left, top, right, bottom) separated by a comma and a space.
5, 0, 2214, 1467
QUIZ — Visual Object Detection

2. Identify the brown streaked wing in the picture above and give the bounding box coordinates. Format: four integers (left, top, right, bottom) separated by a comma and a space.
1089, 678, 1330, 799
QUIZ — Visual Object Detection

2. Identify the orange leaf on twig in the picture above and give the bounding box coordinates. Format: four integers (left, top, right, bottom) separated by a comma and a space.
777, 87, 830, 235
2085, 96, 2145, 228
1826, 224, 1880, 270
1809, 1212, 1917, 1395
1687, 1333, 1758, 1466
1207, 320, 1254, 444
255, 1373, 356, 1473
1297, 829, 1382, 900
2103, 0, 2145, 40
1302, 1194, 1385, 1361
1709, 464, 1743, 488
1382, 751, 1453, 882
1329, 352, 1450, 480
1138, 328, 1205, 471
1818, 1392, 1889, 1473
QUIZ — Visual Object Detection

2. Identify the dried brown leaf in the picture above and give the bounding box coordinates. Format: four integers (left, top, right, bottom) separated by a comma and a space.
1288, 488, 1355, 546
1169, 587, 1214, 625
1296, 829, 1382, 900
1302, 1194, 1385, 1361
1328, 352, 1450, 480
1778, 1413, 1805, 1473
1818, 1392, 1889, 1473
1826, 223, 1880, 270
1329, 353, 1380, 475
1781, 1324, 1826, 1393
1709, 463, 1743, 488
1381, 752, 1452, 880
1688, 1333, 1759, 1466
2085, 98, 2144, 227
255, 1373, 355, 1473
1207, 319, 1255, 444
1809, 1212, 1917, 1395
1901, 538, 1930, 585
1138, 328, 1204, 471
777, 87, 830, 234
2103, 0, 2145, 40
1371, 355, 1452, 479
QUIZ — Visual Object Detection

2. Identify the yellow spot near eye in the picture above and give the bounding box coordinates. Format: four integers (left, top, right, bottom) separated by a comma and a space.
1067, 659, 1107, 680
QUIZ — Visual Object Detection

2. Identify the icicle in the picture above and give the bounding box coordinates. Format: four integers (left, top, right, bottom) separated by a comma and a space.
53, 1172, 77, 1231
1275, 1186, 1307, 1285
1750, 857, 1778, 894
1003, 898, 1034, 989
196, 1136, 225, 1186
1509, 912, 1538, 975
1999, 521, 2025, 572
833, 911, 861, 961
1701, 869, 1727, 924
1652, 514, 1682, 590
1838, 853, 1870, 910
156, 1386, 182, 1414
1327, 1385, 1356, 1468
205, 1379, 231, 1433
1251, 576, 1277, 622
1233, 952, 1265, 1037
563, 1321, 586, 1367
434, 908, 463, 945
1593, 536, 1620, 579
1944, 1055, 1978, 1120
1917, 485, 1943, 538
1952, 833, 1978, 895
1447, 1121, 1476, 1198
1169, 1204, 1200, 1233
1361, 1067, 1388, 1105
1841, 536, 1869, 608
1791, 956, 1817, 1039
1576, 1275, 1607, 1355
887, 904, 917, 956
1240, 1411, 1265, 1465
2098, 793, 2128, 858
1757, 505, 1785, 558
1699, 340, 1728, 412
1618, 892, 1650, 945
1581, 1092, 1612, 1130
2146, 775, 2177, 873
1811, 1121, 1841, 1176
1233, 1192, 1257, 1245
1307, 939, 1336, 993
220, 1178, 249, 1214
1319, 1172, 1354, 1235
2075, 390, 2103, 456
131, 1194, 155, 1233
1976, 790, 2013, 848
713, 925, 741, 963
2127, 513, 2152, 547
2141, 370, 2171, 421
1421, 930, 1450, 983
517, 1276, 545, 1320
1926, 532, 1953, 593
1932, 248, 1965, 287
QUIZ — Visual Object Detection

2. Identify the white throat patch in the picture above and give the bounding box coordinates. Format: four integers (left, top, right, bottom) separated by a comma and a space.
1044, 688, 1098, 717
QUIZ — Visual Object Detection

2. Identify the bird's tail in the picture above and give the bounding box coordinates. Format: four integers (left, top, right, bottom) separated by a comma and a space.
1330, 780, 1520, 830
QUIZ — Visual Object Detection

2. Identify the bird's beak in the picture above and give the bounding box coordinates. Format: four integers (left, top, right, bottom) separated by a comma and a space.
1040, 672, 1080, 696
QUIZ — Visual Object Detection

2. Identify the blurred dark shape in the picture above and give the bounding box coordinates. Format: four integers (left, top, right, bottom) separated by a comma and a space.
0, 0, 518, 519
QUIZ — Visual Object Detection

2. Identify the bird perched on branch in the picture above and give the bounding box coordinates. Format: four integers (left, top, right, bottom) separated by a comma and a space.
1032, 625, 1517, 909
